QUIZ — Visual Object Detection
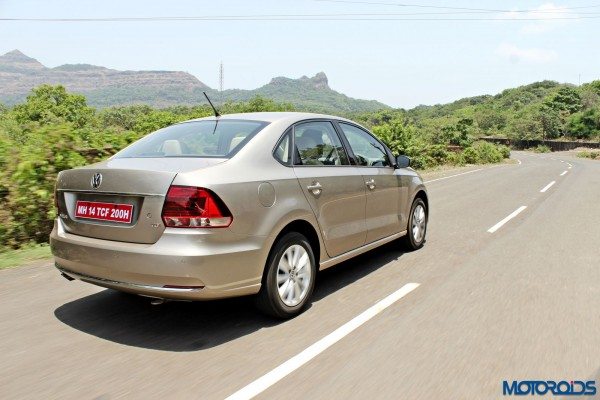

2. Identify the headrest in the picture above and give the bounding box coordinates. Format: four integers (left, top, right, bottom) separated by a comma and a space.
162, 140, 182, 156
301, 128, 323, 144
296, 135, 318, 150
229, 136, 245, 152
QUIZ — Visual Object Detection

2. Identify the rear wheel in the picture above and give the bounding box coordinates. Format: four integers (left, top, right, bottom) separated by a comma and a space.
256, 232, 316, 318
402, 198, 427, 251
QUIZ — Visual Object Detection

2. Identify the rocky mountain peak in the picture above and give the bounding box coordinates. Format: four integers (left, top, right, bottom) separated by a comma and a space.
310, 72, 329, 89
299, 72, 329, 89
0, 50, 46, 70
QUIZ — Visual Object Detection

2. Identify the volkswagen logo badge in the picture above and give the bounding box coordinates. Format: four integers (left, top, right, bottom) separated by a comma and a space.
91, 172, 102, 189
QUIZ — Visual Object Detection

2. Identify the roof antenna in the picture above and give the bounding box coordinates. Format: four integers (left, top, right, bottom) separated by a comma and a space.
203, 91, 221, 135
203, 91, 220, 117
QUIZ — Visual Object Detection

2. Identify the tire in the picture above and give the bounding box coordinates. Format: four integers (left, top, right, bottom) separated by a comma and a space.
256, 232, 317, 319
402, 197, 427, 251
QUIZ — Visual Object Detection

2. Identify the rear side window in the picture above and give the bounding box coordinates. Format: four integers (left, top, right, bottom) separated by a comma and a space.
114, 120, 268, 158
293, 121, 349, 166
274, 130, 292, 165
338, 123, 391, 167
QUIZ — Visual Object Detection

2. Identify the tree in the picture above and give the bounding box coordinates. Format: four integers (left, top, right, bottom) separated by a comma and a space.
12, 85, 95, 128
436, 118, 474, 147
372, 118, 417, 155
542, 87, 582, 137
538, 104, 561, 140
567, 107, 600, 139
546, 87, 582, 114
476, 109, 507, 132
98, 105, 154, 130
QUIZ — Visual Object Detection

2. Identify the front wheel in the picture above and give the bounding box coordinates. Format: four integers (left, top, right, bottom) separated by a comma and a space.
402, 198, 427, 251
256, 232, 316, 319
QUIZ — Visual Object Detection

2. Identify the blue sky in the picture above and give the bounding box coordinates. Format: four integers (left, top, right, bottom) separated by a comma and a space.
0, 0, 598, 108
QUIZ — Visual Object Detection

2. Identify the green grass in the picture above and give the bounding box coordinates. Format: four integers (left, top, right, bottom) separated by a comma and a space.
577, 150, 600, 160
0, 244, 52, 270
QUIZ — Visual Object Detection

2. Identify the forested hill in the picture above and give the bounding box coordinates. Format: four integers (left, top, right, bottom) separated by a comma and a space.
367, 80, 600, 142
0, 50, 388, 113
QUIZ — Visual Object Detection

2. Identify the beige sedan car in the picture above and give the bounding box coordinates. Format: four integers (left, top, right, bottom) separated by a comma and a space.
51, 112, 428, 318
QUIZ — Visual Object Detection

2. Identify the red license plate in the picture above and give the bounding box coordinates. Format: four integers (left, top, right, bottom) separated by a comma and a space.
75, 201, 134, 224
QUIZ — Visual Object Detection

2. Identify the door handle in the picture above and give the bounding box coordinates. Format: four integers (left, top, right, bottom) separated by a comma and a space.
307, 182, 322, 196
365, 179, 376, 190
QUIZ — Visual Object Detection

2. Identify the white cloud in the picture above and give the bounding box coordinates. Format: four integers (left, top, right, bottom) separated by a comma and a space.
504, 3, 572, 34
496, 43, 558, 64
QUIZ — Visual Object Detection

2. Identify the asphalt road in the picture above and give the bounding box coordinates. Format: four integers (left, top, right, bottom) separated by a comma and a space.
1, 151, 599, 399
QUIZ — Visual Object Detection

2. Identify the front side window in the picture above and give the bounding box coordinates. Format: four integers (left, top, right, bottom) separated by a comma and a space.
338, 123, 391, 167
114, 120, 268, 158
293, 121, 349, 166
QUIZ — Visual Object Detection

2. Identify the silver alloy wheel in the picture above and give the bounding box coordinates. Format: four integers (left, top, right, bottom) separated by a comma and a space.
412, 204, 426, 243
277, 244, 312, 307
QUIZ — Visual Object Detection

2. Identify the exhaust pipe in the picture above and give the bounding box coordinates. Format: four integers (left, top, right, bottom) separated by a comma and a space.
150, 298, 167, 306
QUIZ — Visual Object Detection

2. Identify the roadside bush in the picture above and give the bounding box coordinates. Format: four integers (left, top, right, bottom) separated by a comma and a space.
462, 141, 506, 164
0, 130, 11, 245
372, 118, 510, 169
533, 144, 551, 153
3, 124, 88, 246
393, 143, 451, 170
445, 151, 466, 166
577, 150, 600, 160
497, 144, 511, 159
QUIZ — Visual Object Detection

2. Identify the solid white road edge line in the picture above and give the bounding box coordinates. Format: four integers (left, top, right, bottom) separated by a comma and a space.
425, 168, 483, 183
225, 283, 421, 400
487, 206, 527, 233
517, 159, 522, 165
540, 181, 556, 193
560, 171, 568, 176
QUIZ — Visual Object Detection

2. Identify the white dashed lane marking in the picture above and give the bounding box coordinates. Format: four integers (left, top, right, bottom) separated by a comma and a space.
225, 283, 421, 400
540, 181, 556, 193
487, 206, 528, 234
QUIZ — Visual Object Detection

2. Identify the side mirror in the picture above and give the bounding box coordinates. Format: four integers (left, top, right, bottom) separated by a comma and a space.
395, 155, 411, 168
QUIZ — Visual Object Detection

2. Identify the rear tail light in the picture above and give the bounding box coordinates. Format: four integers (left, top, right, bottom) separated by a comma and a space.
161, 186, 233, 228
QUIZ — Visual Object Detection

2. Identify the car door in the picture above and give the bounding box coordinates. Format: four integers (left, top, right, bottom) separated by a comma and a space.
337, 122, 405, 244
292, 120, 367, 257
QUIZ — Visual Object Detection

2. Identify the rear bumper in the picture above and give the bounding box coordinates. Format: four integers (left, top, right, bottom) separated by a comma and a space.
57, 265, 208, 298
50, 219, 266, 300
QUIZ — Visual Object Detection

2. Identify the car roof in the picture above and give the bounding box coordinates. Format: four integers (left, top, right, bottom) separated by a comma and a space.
185, 111, 355, 125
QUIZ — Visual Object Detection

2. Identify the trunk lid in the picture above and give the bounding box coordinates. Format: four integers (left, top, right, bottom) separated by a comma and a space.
56, 157, 225, 244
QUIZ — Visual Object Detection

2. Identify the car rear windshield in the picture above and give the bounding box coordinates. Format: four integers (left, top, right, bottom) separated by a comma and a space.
113, 119, 269, 158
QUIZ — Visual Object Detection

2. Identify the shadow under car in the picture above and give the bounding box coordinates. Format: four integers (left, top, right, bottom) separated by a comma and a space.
54, 241, 406, 352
